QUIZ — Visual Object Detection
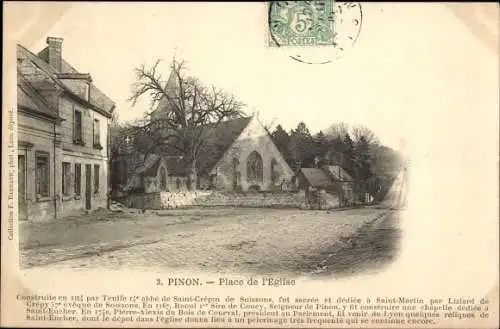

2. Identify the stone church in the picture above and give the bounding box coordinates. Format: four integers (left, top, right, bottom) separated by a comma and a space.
112, 115, 295, 193
111, 67, 294, 193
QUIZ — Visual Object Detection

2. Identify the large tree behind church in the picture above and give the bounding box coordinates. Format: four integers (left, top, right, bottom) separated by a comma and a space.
270, 124, 291, 163
289, 122, 316, 169
128, 59, 245, 190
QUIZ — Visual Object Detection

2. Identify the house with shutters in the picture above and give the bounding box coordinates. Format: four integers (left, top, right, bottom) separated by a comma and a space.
17, 37, 115, 221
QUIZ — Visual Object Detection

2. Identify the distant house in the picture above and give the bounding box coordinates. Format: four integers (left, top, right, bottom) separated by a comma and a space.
323, 165, 356, 205
297, 168, 338, 192
296, 168, 342, 209
296, 164, 361, 207
111, 116, 295, 194
17, 37, 115, 221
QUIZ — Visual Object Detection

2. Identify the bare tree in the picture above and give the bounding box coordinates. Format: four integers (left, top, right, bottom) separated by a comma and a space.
128, 59, 245, 190
351, 124, 380, 146
325, 122, 350, 140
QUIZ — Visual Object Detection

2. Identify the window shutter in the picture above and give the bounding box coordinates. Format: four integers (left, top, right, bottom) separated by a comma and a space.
72, 105, 75, 142
81, 112, 83, 142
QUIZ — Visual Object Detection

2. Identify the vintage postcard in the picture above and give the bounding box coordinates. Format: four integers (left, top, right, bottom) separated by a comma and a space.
2, 1, 499, 328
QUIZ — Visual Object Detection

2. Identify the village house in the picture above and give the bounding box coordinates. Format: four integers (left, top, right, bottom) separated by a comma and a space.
111, 115, 295, 194
297, 164, 357, 207
323, 165, 356, 204
17, 37, 115, 221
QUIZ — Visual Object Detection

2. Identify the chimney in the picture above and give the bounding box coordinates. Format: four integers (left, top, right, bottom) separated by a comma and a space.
46, 37, 63, 71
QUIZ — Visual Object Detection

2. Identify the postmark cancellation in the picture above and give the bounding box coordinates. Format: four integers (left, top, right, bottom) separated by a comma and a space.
267, 1, 363, 63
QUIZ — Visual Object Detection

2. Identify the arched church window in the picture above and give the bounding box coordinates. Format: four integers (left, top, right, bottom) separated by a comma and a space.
247, 151, 263, 182
232, 158, 240, 189
159, 167, 167, 191
270, 158, 278, 185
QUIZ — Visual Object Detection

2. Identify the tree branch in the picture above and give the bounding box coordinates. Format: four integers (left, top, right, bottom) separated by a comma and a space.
128, 57, 246, 189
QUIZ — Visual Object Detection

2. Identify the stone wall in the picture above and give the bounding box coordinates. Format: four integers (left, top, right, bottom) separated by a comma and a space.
115, 190, 306, 210
161, 191, 212, 209
114, 189, 349, 210
193, 191, 305, 208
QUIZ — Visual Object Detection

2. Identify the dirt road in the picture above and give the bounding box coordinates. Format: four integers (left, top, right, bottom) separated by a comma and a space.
20, 207, 401, 277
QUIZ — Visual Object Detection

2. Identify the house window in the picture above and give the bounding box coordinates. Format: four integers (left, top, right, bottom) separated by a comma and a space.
176, 177, 181, 190
160, 167, 167, 191
94, 164, 100, 193
62, 162, 71, 196
246, 151, 263, 183
74, 163, 81, 196
35, 153, 50, 198
74, 108, 83, 144
93, 118, 101, 148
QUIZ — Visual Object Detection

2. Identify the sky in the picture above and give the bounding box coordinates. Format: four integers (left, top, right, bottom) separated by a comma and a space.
9, 2, 498, 155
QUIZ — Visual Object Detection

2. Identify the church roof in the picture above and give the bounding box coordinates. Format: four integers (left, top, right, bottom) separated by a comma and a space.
196, 116, 253, 175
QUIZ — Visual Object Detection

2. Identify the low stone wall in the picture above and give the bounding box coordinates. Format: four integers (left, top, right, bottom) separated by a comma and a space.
192, 191, 306, 209
160, 191, 212, 209
114, 190, 343, 210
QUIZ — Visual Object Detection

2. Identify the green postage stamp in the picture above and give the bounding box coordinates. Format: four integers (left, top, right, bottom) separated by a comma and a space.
268, 1, 337, 47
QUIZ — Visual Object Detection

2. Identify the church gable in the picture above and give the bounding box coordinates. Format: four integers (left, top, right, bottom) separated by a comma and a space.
209, 116, 294, 191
